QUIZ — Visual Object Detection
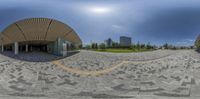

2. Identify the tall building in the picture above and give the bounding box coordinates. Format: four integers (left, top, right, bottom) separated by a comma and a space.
105, 38, 113, 47
120, 36, 132, 47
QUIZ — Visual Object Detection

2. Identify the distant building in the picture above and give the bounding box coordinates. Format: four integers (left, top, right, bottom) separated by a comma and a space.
105, 38, 113, 47
120, 36, 132, 47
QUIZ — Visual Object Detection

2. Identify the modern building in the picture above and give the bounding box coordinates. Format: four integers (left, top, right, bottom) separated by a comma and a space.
104, 38, 113, 47
120, 36, 132, 47
0, 18, 82, 56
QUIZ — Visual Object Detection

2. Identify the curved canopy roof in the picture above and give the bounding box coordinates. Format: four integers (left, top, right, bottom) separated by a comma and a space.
0, 18, 82, 45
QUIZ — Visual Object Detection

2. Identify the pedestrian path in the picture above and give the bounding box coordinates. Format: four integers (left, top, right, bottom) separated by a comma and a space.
52, 54, 171, 76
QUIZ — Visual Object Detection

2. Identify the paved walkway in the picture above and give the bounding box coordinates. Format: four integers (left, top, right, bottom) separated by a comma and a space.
53, 60, 129, 76
0, 51, 79, 62
0, 50, 199, 98
52, 54, 171, 76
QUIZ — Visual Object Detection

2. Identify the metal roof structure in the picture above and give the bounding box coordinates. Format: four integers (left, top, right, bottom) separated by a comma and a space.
0, 18, 82, 45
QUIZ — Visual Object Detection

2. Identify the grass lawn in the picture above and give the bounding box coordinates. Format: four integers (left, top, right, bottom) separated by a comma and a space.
93, 48, 154, 53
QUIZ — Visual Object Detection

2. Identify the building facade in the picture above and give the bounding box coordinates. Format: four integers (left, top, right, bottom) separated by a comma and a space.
105, 38, 113, 47
0, 18, 82, 56
120, 36, 132, 47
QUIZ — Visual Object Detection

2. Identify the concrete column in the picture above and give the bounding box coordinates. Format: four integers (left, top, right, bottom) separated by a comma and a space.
25, 44, 28, 52
62, 43, 67, 56
1, 44, 3, 52
14, 42, 19, 55
58, 38, 61, 55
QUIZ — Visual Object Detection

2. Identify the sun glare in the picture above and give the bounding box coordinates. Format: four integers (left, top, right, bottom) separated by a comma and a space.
90, 7, 111, 14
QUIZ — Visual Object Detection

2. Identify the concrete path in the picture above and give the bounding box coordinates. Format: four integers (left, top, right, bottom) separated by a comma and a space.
52, 54, 171, 76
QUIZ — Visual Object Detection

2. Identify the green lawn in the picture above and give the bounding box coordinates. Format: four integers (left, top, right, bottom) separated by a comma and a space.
93, 48, 154, 53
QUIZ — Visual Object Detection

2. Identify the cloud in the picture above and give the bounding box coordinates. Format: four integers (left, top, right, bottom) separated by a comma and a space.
111, 25, 131, 36
176, 38, 195, 45
111, 25, 124, 29
1, 0, 200, 45
185, 39, 194, 42
131, 7, 200, 41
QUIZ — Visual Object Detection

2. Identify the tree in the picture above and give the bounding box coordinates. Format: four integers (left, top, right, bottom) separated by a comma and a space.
70, 43, 76, 50
112, 42, 119, 48
153, 45, 157, 49
190, 46, 194, 49
78, 44, 82, 49
172, 46, 177, 50
91, 43, 98, 49
131, 44, 137, 49
140, 44, 146, 49
95, 43, 98, 49
99, 43, 106, 50
136, 41, 140, 49
163, 43, 169, 49
85, 45, 90, 49
146, 42, 152, 49
91, 43, 95, 49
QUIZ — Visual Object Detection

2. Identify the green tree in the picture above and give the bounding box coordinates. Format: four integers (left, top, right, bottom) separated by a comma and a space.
163, 43, 169, 49
131, 44, 137, 49
85, 45, 90, 49
146, 42, 152, 49
91, 43, 98, 49
99, 43, 106, 50
70, 43, 76, 50
78, 44, 82, 49
112, 42, 119, 48
136, 41, 140, 50
141, 44, 146, 49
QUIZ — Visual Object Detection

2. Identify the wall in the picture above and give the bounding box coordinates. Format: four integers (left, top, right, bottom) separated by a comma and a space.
47, 37, 71, 56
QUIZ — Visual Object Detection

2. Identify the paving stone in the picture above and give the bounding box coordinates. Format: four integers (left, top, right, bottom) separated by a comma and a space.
0, 50, 198, 99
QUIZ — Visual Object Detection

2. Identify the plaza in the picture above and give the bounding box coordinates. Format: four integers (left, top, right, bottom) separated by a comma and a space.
1, 0, 200, 99
0, 50, 199, 99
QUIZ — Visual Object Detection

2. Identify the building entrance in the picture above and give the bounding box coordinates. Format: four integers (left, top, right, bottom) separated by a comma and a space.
29, 44, 47, 52
18, 44, 48, 52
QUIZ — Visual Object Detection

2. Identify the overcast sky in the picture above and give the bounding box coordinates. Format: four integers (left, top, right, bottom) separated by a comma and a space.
0, 0, 200, 46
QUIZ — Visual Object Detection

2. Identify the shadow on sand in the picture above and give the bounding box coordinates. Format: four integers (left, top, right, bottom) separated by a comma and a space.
0, 51, 80, 62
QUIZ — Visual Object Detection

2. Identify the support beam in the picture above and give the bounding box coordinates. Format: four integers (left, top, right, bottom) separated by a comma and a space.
14, 42, 19, 55
26, 44, 28, 52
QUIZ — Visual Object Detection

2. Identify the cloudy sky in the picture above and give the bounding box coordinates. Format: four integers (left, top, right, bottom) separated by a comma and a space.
0, 0, 200, 46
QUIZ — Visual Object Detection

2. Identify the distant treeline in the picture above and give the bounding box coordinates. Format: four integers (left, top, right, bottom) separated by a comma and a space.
83, 42, 194, 50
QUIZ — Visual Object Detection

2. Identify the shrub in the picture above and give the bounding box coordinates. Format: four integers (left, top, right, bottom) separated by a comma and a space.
99, 43, 106, 50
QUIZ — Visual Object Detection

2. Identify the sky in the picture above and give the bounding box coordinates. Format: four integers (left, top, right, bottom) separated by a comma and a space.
0, 0, 200, 46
